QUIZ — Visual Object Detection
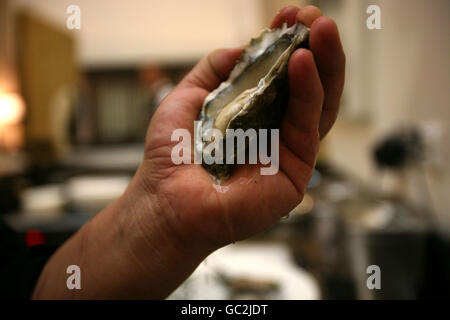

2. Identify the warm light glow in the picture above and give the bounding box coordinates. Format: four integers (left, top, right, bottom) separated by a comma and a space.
0, 93, 25, 127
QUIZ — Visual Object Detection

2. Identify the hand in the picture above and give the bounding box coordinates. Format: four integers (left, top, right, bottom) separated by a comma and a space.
136, 5, 345, 246
32, 6, 345, 299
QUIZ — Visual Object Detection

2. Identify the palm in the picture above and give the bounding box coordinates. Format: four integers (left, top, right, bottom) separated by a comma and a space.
142, 84, 306, 245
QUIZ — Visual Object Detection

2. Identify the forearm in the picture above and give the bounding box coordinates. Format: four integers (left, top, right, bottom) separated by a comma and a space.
32, 175, 211, 299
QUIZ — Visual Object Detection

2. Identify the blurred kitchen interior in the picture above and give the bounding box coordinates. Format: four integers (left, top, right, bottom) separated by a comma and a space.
0, 0, 449, 299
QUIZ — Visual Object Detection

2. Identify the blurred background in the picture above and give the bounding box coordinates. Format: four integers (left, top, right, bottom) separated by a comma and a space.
0, 0, 449, 299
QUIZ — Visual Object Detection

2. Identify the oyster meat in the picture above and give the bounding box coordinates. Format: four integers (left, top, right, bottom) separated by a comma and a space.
197, 23, 310, 180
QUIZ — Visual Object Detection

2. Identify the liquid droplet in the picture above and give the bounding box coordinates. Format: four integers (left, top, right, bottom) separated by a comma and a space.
213, 184, 230, 194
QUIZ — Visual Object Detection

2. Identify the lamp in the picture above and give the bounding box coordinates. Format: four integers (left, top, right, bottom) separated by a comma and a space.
0, 92, 25, 149
0, 92, 25, 126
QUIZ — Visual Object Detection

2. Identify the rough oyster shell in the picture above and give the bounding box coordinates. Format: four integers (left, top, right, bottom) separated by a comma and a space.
197, 23, 310, 180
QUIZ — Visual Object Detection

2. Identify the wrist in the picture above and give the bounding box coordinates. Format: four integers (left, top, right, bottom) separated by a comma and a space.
123, 170, 215, 257
91, 170, 213, 298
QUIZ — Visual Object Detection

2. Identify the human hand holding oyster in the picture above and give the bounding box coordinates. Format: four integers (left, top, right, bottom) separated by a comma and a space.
33, 6, 345, 299
132, 5, 344, 295
138, 5, 345, 247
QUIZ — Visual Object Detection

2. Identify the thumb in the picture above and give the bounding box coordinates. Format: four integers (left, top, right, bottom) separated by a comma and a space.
180, 47, 242, 92
145, 48, 242, 149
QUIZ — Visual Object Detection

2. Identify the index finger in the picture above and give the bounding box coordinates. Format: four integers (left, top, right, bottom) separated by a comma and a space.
272, 8, 345, 139
270, 6, 299, 28
309, 17, 346, 138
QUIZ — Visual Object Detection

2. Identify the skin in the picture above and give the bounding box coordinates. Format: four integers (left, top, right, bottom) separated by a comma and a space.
32, 6, 345, 299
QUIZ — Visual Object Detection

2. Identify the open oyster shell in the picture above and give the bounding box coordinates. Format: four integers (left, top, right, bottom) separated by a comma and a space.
197, 23, 310, 180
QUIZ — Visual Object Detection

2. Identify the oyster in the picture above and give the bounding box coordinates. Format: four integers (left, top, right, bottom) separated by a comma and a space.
197, 23, 310, 180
